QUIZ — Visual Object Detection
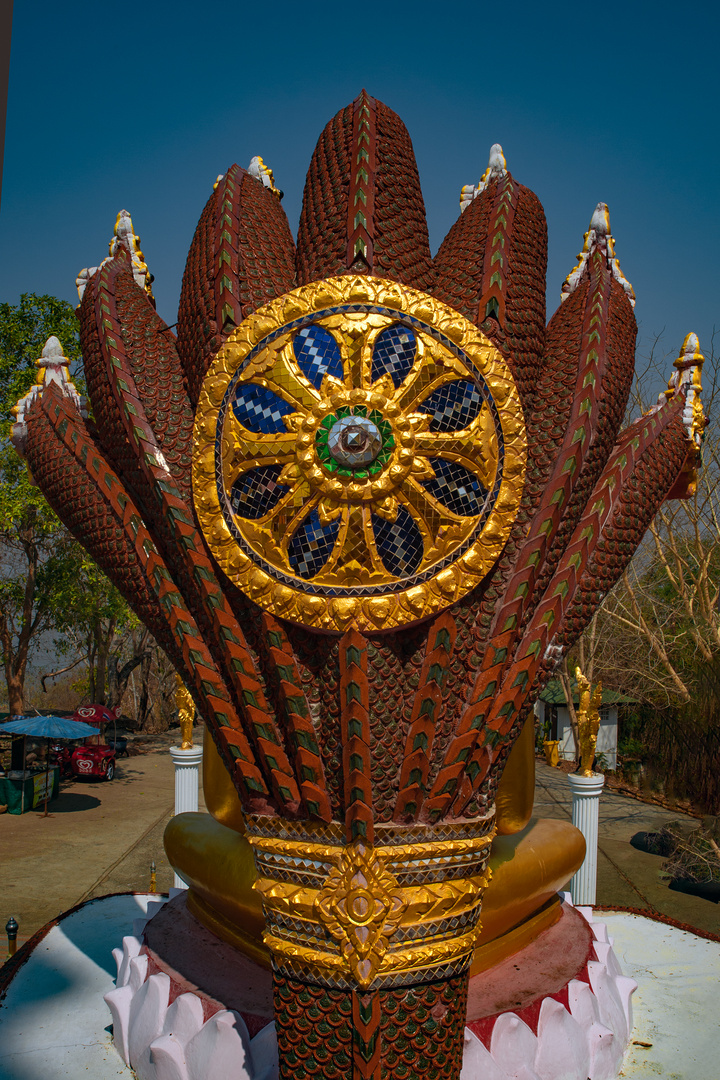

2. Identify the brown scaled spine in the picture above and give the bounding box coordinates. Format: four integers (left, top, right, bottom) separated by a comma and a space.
273, 971, 468, 1080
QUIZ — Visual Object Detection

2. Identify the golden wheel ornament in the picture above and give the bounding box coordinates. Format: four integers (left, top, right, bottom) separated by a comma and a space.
193, 276, 526, 632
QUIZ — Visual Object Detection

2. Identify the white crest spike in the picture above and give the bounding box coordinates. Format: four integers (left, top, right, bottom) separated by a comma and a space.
77, 209, 154, 303
109, 210, 154, 298
41, 336, 64, 361
659, 332, 705, 444
561, 202, 635, 307
248, 156, 282, 198
11, 336, 87, 458
459, 143, 508, 212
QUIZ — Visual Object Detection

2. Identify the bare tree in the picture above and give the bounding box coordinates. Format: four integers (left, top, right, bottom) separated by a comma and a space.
596, 336, 720, 705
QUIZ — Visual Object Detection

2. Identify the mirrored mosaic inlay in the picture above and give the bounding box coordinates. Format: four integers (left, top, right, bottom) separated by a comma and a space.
372, 506, 424, 577
327, 415, 383, 467
232, 384, 295, 434
371, 324, 417, 387
422, 458, 487, 516
293, 324, 344, 389
418, 380, 484, 433
230, 464, 289, 520
288, 509, 341, 579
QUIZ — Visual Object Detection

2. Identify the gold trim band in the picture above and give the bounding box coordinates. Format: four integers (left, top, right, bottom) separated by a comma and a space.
249, 828, 495, 990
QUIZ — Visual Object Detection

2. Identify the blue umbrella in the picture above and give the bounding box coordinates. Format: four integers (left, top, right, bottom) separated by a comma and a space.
0, 715, 101, 815
0, 715, 99, 739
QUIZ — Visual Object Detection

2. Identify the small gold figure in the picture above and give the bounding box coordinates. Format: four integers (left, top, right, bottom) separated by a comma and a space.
576, 666, 602, 776
175, 675, 195, 749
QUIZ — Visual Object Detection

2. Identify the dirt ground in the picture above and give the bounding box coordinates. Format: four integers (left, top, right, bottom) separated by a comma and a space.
0, 730, 206, 948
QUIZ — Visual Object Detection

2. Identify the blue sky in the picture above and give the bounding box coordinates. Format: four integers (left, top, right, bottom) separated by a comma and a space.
1, 0, 717, 384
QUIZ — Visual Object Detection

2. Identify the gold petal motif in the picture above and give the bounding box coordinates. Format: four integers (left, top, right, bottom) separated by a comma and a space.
315, 841, 406, 988
248, 826, 495, 989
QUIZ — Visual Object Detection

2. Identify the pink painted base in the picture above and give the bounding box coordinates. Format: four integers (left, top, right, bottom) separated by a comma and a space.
106, 892, 636, 1080
143, 895, 272, 1037
464, 902, 636, 1079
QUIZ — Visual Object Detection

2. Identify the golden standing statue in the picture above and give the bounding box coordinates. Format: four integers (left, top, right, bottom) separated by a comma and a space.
575, 666, 602, 776
175, 675, 195, 749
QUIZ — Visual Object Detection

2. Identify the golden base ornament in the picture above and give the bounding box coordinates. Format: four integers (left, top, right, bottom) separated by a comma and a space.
193, 276, 526, 633
246, 816, 495, 991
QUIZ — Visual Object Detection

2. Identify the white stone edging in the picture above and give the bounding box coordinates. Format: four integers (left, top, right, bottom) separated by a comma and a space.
106, 892, 635, 1080
461, 896, 636, 1080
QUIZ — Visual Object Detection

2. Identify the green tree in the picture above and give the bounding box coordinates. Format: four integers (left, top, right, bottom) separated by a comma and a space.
48, 547, 152, 709
0, 294, 83, 713
0, 293, 170, 721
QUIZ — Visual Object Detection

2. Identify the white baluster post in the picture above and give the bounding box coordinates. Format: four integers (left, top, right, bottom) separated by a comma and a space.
567, 771, 605, 905
169, 743, 203, 888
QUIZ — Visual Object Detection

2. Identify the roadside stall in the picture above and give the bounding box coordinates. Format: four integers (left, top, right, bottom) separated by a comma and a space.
0, 715, 100, 815
70, 705, 121, 778
0, 766, 60, 814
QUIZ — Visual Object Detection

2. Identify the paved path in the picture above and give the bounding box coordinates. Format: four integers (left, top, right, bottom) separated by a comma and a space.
0, 733, 206, 946
535, 761, 719, 935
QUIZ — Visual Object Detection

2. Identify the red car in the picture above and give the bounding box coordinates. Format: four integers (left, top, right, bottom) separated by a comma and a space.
69, 705, 120, 781
71, 742, 116, 780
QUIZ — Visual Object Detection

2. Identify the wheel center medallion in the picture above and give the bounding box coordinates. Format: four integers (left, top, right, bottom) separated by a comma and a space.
327, 415, 382, 468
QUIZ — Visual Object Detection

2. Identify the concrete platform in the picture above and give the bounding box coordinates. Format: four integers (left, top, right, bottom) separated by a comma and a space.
0, 893, 154, 1079
1, 894, 718, 1079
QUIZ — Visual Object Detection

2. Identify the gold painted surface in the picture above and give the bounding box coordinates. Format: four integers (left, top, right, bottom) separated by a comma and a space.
476, 817, 586, 946
495, 714, 535, 835
164, 811, 584, 980
193, 275, 527, 632
543, 739, 560, 767
315, 840, 406, 988
202, 726, 246, 834
576, 667, 602, 777
250, 829, 494, 986
249, 831, 494, 863
164, 812, 264, 936
175, 676, 195, 749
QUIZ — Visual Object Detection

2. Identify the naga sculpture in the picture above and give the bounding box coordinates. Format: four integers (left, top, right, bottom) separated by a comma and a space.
13, 92, 703, 1079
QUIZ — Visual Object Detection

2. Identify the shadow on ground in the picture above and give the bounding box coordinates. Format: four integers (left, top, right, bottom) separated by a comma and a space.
31, 792, 102, 814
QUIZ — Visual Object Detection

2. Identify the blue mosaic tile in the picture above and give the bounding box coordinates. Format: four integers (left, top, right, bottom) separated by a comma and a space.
288, 508, 340, 579
371, 324, 417, 387
293, 324, 344, 389
418, 380, 484, 433
232, 384, 295, 434
422, 458, 487, 516
372, 506, 424, 578
230, 464, 289, 520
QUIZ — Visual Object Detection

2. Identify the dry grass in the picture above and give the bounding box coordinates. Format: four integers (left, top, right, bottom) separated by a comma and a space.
644, 820, 720, 885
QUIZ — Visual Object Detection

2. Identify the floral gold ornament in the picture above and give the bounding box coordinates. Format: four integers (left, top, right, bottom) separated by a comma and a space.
249, 824, 494, 990
315, 840, 406, 988
193, 275, 526, 632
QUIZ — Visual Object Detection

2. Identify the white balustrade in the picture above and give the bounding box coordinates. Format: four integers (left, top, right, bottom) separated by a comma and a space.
169, 744, 203, 888
568, 771, 605, 905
